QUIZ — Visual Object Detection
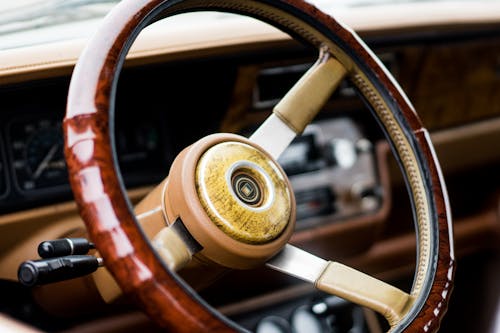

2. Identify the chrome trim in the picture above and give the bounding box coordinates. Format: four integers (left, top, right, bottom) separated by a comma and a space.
265, 244, 328, 283
249, 114, 296, 160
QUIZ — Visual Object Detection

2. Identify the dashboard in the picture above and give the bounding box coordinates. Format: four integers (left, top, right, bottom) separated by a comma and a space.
0, 58, 384, 231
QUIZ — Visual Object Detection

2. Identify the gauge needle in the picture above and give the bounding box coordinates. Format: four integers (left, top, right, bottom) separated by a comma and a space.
33, 144, 59, 180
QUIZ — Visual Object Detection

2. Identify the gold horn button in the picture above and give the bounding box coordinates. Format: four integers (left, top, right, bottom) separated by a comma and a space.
196, 142, 292, 244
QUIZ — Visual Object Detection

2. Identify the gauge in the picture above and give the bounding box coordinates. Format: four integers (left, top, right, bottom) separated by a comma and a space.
0, 137, 8, 198
8, 118, 68, 193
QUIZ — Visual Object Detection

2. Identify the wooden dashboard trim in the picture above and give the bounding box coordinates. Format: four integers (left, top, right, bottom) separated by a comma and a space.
1, 2, 500, 85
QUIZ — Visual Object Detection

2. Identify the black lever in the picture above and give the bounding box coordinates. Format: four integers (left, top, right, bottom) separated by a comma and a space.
38, 238, 95, 258
18, 255, 103, 287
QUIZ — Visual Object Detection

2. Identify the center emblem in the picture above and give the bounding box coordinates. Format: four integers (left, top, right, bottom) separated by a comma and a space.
232, 173, 262, 206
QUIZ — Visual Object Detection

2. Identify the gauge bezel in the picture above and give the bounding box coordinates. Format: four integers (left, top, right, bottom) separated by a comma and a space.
6, 115, 70, 196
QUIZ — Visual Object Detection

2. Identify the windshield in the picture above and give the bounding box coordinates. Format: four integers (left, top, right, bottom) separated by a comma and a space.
0, 0, 496, 51
0, 0, 118, 35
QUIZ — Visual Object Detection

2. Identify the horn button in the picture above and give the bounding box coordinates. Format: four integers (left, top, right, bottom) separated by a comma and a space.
196, 141, 292, 244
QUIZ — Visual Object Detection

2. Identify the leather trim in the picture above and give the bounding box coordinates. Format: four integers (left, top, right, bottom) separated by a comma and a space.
350, 73, 431, 297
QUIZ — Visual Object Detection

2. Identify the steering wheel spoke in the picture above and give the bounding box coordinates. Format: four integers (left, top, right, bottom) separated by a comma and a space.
250, 47, 347, 159
316, 262, 414, 328
267, 244, 414, 328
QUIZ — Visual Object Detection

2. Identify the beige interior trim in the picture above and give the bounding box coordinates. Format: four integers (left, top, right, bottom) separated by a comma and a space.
387, 117, 500, 184
92, 266, 123, 304
432, 117, 500, 174
1, 2, 500, 84
0, 16, 290, 84
0, 218, 83, 281
316, 261, 414, 327
273, 49, 347, 134
332, 1, 500, 33
152, 226, 192, 271
350, 72, 431, 297
0, 186, 151, 227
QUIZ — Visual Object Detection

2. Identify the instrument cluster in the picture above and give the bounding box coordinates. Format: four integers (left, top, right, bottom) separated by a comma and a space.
0, 113, 167, 214
8, 117, 67, 193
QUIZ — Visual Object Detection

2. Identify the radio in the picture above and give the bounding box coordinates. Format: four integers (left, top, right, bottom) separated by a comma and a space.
278, 117, 382, 229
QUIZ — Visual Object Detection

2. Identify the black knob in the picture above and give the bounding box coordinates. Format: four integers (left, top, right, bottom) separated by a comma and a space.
18, 255, 101, 287
37, 238, 94, 258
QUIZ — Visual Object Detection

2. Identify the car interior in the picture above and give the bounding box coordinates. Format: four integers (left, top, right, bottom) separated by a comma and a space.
0, 0, 499, 332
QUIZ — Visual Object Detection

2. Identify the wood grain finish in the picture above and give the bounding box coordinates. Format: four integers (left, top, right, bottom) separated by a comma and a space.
64, 0, 454, 332
398, 40, 500, 130
409, 129, 455, 333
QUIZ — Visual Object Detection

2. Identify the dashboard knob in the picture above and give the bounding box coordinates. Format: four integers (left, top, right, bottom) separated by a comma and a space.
327, 138, 357, 169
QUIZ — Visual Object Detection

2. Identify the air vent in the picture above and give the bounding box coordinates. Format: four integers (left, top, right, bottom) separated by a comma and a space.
252, 52, 397, 110
252, 63, 312, 109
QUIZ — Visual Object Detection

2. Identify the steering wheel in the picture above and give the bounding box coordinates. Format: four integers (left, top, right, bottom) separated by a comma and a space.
64, 0, 455, 332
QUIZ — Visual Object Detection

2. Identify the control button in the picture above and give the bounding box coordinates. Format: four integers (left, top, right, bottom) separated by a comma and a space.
278, 133, 322, 176
18, 255, 102, 287
351, 182, 380, 211
38, 238, 95, 258
255, 316, 291, 333
295, 187, 335, 221
355, 138, 373, 154
290, 305, 323, 333
327, 138, 357, 169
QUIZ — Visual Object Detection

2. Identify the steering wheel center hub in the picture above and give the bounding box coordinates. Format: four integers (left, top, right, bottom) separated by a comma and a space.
195, 141, 291, 244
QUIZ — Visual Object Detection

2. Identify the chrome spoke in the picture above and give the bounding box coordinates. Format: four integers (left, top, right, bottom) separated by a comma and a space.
249, 114, 296, 160
265, 244, 328, 283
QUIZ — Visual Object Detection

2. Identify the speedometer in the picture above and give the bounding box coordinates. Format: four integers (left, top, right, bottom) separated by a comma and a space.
8, 117, 67, 193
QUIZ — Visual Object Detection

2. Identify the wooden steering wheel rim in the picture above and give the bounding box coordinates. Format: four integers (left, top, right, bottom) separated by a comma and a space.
64, 0, 455, 332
